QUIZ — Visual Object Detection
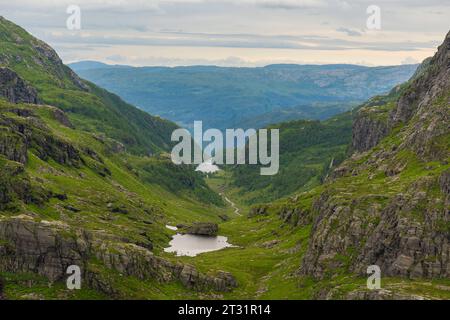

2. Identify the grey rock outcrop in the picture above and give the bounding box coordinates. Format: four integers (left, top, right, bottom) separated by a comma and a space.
299, 30, 450, 282
344, 289, 427, 300
178, 265, 237, 291
440, 170, 450, 202
0, 161, 37, 210
390, 31, 450, 126
52, 107, 73, 128
0, 67, 39, 104
182, 222, 219, 236
0, 216, 237, 295
351, 31, 450, 155
31, 39, 89, 92
0, 106, 81, 166
352, 108, 389, 152
301, 178, 449, 280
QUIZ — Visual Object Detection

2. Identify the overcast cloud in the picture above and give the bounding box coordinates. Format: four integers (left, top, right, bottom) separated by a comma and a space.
1, 0, 449, 66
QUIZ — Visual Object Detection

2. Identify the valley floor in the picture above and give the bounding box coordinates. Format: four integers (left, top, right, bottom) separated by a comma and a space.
2, 172, 449, 300
160, 171, 450, 300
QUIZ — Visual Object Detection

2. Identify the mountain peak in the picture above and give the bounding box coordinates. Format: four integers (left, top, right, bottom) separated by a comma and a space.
435, 30, 450, 67
390, 29, 450, 126
0, 16, 88, 91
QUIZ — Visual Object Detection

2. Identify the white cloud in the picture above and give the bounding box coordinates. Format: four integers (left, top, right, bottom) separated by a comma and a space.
1, 0, 448, 66
401, 56, 419, 65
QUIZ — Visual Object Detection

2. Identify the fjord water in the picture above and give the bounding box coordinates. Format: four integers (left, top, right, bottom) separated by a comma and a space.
164, 233, 234, 257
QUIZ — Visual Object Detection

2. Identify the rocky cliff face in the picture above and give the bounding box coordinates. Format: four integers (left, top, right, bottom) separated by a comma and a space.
297, 31, 450, 282
0, 216, 237, 296
352, 107, 389, 152
352, 31, 450, 154
30, 39, 89, 92
391, 33, 450, 126
0, 67, 39, 104
0, 105, 81, 166
179, 222, 219, 236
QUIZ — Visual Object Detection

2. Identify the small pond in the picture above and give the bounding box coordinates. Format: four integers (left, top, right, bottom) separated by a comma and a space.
164, 228, 234, 257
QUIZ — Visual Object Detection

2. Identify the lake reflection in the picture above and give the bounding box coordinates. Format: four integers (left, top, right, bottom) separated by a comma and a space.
164, 233, 234, 257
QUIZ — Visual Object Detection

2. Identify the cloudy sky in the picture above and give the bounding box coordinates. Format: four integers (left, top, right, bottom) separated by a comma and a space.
1, 0, 449, 66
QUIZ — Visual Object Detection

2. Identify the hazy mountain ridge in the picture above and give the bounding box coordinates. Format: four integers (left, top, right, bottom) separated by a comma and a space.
70, 61, 418, 131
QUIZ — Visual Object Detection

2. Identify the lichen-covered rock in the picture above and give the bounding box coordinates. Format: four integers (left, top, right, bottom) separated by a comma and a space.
301, 167, 449, 281
0, 67, 39, 104
390, 32, 450, 127
352, 107, 389, 152
182, 222, 219, 236
0, 217, 88, 282
0, 105, 82, 166
0, 127, 27, 163
344, 289, 426, 300
440, 170, 450, 202
52, 107, 73, 128
31, 39, 89, 92
249, 205, 269, 217
0, 217, 237, 295
177, 265, 237, 292
0, 161, 31, 209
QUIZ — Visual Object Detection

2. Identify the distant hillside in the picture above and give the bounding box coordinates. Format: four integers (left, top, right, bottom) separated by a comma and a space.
230, 53, 434, 205
230, 112, 353, 204
69, 62, 418, 131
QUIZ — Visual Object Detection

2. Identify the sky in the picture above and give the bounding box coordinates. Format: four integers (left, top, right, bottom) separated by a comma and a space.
1, 0, 449, 67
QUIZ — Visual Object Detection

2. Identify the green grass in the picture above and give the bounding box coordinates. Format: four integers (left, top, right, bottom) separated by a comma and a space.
229, 112, 353, 204
1, 272, 107, 300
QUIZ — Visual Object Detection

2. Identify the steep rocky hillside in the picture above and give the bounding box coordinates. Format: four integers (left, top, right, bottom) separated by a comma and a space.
256, 31, 449, 299
227, 59, 429, 205
301, 31, 450, 282
0, 17, 231, 299
0, 16, 177, 155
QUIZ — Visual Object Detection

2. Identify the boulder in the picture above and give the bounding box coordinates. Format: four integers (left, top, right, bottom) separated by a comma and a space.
0, 67, 39, 104
182, 222, 219, 236
52, 108, 73, 128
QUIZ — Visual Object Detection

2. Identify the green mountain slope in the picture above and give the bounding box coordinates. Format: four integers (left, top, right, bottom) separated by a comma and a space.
251, 30, 450, 299
0, 17, 235, 299
229, 55, 431, 205
0, 17, 176, 155
69, 61, 418, 131
230, 112, 353, 204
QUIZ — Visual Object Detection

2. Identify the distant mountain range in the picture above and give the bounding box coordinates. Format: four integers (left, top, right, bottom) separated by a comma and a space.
69, 61, 418, 131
